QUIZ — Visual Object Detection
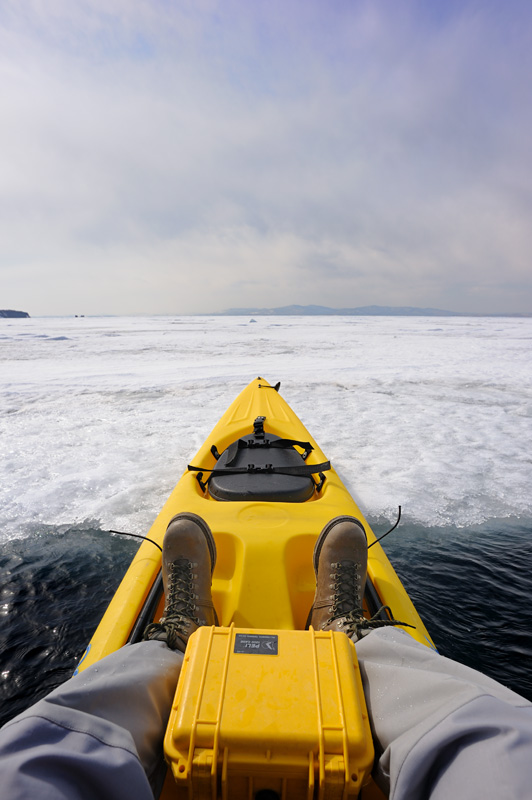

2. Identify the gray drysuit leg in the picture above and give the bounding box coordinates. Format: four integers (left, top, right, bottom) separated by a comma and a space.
0, 641, 182, 800
354, 627, 532, 800
2, 631, 532, 800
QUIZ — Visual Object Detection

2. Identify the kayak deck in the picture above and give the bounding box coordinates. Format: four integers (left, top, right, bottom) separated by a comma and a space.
79, 377, 433, 673
76, 378, 434, 798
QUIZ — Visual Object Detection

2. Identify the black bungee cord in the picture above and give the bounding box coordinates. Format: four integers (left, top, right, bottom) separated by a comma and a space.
368, 505, 402, 549
108, 529, 163, 552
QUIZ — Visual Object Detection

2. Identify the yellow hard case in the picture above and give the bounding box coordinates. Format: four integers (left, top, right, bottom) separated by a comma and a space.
164, 625, 374, 800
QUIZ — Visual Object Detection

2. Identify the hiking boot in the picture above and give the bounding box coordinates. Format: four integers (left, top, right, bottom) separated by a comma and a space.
306, 516, 368, 640
143, 512, 218, 652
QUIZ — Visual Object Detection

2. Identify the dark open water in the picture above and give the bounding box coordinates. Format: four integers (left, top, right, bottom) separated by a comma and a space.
1, 518, 531, 728
378, 518, 532, 700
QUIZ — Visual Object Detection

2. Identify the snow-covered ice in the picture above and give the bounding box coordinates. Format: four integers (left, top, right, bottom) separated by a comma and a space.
1, 314, 531, 538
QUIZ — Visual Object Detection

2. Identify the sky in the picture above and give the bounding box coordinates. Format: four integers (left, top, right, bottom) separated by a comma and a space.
1, 0, 532, 316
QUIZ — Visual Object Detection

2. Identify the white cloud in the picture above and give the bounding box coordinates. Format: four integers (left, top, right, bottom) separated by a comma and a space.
1, 0, 532, 314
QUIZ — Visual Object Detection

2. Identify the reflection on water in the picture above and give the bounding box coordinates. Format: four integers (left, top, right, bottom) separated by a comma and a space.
0, 529, 138, 727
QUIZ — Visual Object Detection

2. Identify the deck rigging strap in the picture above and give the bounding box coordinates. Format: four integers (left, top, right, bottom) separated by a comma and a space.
224, 436, 314, 466
258, 381, 281, 391
188, 460, 330, 478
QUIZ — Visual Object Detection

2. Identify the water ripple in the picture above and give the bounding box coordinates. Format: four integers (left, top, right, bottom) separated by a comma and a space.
378, 518, 532, 701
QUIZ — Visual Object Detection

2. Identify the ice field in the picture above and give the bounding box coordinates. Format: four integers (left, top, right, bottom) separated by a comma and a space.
2, 314, 531, 538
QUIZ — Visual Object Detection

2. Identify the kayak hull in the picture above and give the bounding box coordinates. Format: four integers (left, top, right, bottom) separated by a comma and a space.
79, 378, 433, 674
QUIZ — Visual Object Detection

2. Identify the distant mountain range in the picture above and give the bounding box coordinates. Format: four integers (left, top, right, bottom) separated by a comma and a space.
219, 305, 531, 317
0, 309, 30, 318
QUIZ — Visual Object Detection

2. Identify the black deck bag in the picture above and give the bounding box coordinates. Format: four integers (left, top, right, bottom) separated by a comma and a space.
188, 417, 330, 503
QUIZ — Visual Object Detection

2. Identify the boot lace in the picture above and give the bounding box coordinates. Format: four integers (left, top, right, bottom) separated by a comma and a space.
144, 558, 201, 649
327, 560, 414, 638
327, 560, 364, 620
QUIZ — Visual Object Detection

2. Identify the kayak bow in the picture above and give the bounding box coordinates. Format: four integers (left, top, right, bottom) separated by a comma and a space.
77, 378, 434, 799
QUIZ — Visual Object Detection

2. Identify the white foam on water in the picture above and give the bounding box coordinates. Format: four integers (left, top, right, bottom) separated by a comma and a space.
1, 315, 531, 538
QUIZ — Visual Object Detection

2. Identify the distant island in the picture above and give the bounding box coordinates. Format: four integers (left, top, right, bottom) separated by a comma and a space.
0, 309, 30, 318
218, 305, 531, 318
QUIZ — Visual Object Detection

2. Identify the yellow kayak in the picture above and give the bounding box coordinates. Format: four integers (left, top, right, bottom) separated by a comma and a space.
77, 377, 434, 799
